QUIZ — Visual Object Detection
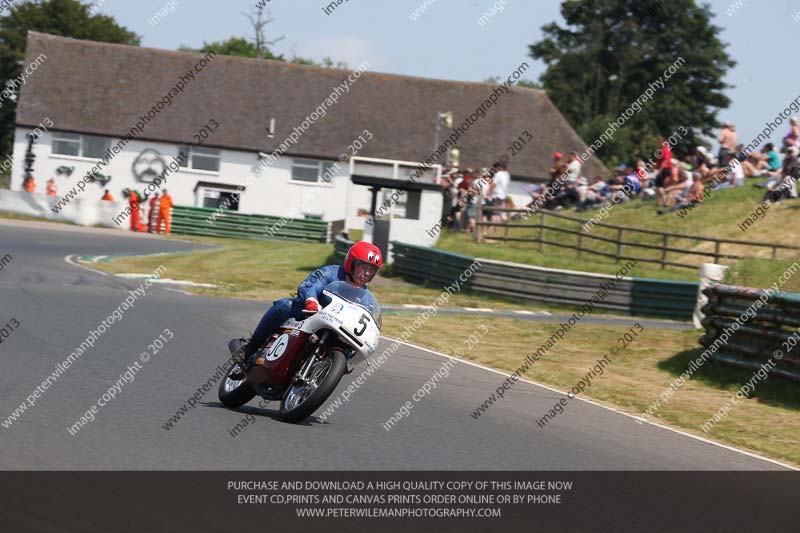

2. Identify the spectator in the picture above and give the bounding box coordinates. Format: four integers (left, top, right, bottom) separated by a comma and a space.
765, 148, 799, 203
784, 116, 800, 149
661, 160, 687, 205
23, 173, 36, 193
442, 169, 462, 230
659, 174, 704, 214
549, 152, 566, 182
555, 152, 581, 208
742, 143, 781, 177
655, 138, 673, 207
566, 151, 581, 183
488, 161, 511, 222
148, 192, 160, 233
578, 176, 609, 210
694, 146, 716, 168
718, 121, 738, 162
45, 178, 57, 197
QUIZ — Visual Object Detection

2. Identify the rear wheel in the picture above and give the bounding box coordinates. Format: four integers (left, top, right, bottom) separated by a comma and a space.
218, 362, 256, 408
278, 349, 347, 423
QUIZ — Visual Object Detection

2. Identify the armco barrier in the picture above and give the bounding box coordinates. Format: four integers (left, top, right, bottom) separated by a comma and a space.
700, 285, 800, 382
334, 234, 354, 261
391, 241, 478, 288
0, 189, 123, 227
353, 240, 696, 319
467, 258, 696, 319
171, 206, 335, 243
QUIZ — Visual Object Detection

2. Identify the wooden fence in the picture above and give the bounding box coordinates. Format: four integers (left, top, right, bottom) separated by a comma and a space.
475, 207, 800, 270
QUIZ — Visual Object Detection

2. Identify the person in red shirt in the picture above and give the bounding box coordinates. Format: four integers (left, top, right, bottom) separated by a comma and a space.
655, 139, 673, 208
46, 179, 57, 197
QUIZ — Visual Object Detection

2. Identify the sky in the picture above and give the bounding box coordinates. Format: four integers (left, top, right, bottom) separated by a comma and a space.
95, 0, 800, 150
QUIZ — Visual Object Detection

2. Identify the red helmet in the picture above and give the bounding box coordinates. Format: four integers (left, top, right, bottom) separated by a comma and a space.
344, 241, 383, 276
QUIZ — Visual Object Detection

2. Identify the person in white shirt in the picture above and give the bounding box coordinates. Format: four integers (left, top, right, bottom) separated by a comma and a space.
565, 151, 581, 184
488, 161, 511, 223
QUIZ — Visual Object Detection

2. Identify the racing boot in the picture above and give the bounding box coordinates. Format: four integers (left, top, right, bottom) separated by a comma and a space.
232, 336, 262, 364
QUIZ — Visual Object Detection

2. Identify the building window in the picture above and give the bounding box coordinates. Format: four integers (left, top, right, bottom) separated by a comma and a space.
52, 133, 110, 158
291, 158, 335, 183
180, 146, 220, 172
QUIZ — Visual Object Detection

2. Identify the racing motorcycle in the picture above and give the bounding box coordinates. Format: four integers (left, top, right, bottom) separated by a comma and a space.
218, 281, 381, 423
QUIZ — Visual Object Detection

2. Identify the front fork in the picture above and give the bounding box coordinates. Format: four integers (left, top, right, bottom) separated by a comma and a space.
294, 330, 330, 384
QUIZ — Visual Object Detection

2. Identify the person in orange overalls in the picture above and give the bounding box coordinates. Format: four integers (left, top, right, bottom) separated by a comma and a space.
148, 192, 160, 233
156, 189, 173, 235
129, 190, 146, 232
46, 179, 57, 196
23, 174, 36, 193
101, 189, 114, 202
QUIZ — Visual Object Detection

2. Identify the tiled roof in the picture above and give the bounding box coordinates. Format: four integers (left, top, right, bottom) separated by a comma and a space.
17, 32, 605, 179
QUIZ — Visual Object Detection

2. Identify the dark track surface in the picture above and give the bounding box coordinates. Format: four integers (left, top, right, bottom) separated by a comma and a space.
0, 219, 789, 470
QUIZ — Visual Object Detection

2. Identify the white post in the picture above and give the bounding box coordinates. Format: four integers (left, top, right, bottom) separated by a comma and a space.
694, 263, 729, 329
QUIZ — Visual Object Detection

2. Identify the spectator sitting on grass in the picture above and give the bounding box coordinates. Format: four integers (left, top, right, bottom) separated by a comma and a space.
577, 175, 610, 211
606, 164, 639, 203
764, 147, 799, 203
755, 146, 799, 189
658, 173, 704, 214
742, 143, 781, 178
707, 153, 743, 189
661, 160, 686, 206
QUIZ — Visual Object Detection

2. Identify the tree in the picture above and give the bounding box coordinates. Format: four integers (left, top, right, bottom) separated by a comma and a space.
0, 0, 139, 164
179, 7, 346, 69
484, 76, 543, 90
178, 37, 279, 60
530, 0, 734, 167
242, 5, 283, 59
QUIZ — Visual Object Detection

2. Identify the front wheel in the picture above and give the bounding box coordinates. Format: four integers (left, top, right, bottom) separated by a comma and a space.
279, 349, 347, 423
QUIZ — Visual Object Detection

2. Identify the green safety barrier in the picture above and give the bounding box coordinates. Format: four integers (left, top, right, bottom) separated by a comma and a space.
334, 235, 354, 261
171, 205, 330, 243
391, 241, 478, 289
700, 284, 800, 383
331, 238, 698, 319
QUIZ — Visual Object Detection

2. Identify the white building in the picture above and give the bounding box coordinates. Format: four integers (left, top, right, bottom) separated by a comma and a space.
11, 32, 604, 246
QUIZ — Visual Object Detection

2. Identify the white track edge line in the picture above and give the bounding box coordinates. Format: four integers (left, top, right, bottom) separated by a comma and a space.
64, 254, 109, 277
381, 335, 798, 471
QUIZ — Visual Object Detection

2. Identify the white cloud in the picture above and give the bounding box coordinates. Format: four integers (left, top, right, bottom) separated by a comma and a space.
291, 36, 386, 69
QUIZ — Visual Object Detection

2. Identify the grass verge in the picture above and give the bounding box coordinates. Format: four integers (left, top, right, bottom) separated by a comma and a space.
437, 184, 800, 291
382, 314, 799, 468
89, 235, 591, 313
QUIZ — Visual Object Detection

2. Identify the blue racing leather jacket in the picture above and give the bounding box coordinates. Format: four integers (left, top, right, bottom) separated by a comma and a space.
296, 265, 348, 304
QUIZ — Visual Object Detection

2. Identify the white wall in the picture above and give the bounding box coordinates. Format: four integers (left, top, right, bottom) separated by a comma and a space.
9, 127, 446, 244
0, 189, 125, 227
10, 127, 372, 223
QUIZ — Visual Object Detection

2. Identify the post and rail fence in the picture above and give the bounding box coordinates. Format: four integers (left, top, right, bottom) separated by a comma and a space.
475, 207, 800, 270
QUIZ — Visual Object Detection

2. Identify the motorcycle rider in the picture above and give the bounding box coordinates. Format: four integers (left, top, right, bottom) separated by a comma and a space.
232, 241, 383, 365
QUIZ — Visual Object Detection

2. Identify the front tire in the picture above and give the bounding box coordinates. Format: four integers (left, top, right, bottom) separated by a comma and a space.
218, 361, 256, 408
279, 349, 347, 423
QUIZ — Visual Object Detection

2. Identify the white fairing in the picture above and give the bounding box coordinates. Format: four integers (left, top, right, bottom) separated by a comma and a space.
297, 291, 381, 366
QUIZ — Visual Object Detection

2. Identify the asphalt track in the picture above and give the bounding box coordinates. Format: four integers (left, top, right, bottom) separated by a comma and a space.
0, 219, 790, 470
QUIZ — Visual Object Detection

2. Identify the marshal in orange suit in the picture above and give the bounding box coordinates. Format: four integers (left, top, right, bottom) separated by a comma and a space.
156, 190, 174, 235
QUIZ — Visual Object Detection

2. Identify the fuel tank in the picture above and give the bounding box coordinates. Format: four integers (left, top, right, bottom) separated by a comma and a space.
246, 322, 310, 387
